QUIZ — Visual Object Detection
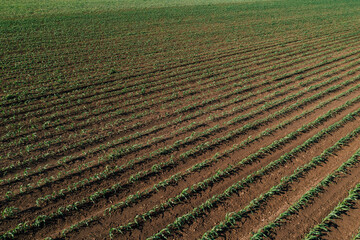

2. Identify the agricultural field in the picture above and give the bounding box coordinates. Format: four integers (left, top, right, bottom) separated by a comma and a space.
2, 0, 360, 239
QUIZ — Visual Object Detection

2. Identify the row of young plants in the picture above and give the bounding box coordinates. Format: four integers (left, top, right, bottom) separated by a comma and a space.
3, 45, 353, 180
2, 61, 359, 211
4, 6, 358, 101
303, 182, 360, 240
0, 47, 310, 144
7, 9, 355, 66
3, 29, 360, 240
202, 126, 360, 240
3, 67, 360, 240
0, 79, 294, 194
5, 44, 360, 167
7, 35, 360, 154
3, 29, 360, 138
2, 31, 352, 144
2, 64, 359, 212
2, 55, 350, 199
2, 59, 360, 238
3, 13, 358, 98
99, 80, 360, 214
3, 21, 353, 110
4, 39, 358, 152
58, 80, 354, 239
2, 7, 360, 240
3, 12, 348, 76
3, 18, 256, 79
9, 79, 297, 205
3, 31, 360, 170
0, 68, 301, 177
2, 39, 358, 166
109, 91, 360, 239
26, 69, 360, 208
1, 25, 312, 110
0, 71, 302, 184
251, 150, 360, 239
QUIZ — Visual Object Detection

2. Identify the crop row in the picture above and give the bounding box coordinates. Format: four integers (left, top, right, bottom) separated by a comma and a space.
0, 80, 293, 195
2, 60, 360, 239
3, 37, 360, 152
4, 45, 360, 169
58, 78, 360, 239
2, 42, 358, 171
110, 93, 360, 239
1, 26, 322, 108
3, 27, 360, 135
23, 69, 360, 208
2, 59, 359, 210
303, 182, 360, 239
3, 44, 357, 181
1, 71, 358, 240
4, 15, 357, 96
0, 79, 313, 205
2, 71, 357, 227
4, 44, 358, 158
3, 31, 357, 141
200, 125, 360, 240
3, 20, 356, 108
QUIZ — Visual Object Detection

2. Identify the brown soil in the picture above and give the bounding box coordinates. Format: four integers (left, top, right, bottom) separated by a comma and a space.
323, 202, 360, 240
2, 3, 360, 240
